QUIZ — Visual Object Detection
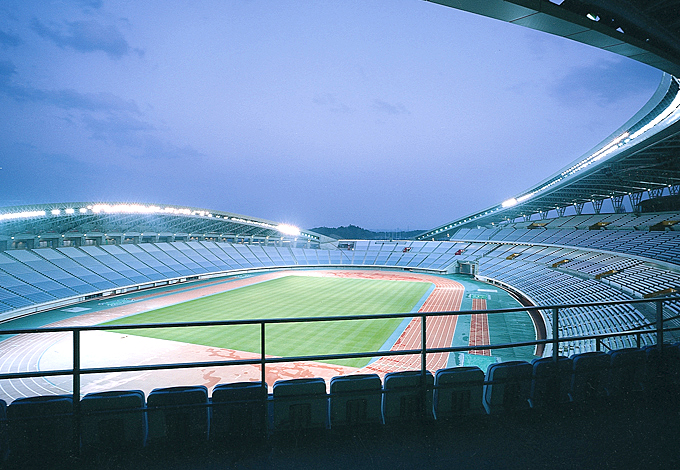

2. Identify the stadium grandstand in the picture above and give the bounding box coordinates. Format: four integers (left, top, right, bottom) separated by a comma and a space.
2, 1, 680, 468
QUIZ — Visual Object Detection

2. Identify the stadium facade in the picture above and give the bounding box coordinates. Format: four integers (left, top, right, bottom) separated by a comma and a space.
2, 1, 680, 467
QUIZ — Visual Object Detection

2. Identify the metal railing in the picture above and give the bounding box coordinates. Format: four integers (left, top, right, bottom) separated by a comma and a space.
2, 295, 680, 457
1, 295, 679, 400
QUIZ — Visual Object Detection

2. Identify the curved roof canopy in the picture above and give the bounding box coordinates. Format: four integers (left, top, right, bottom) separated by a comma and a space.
420, 0, 680, 239
0, 202, 320, 244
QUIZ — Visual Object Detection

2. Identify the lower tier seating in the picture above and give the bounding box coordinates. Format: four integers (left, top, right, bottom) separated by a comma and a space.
2, 343, 679, 465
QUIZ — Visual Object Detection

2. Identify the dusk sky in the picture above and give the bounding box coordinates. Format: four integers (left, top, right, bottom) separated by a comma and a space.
0, 1, 663, 231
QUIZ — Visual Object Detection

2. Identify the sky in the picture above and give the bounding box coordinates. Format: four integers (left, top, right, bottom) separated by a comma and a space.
0, 0, 663, 231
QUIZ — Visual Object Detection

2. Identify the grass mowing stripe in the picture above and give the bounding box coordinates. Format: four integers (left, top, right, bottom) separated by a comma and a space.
102, 275, 431, 367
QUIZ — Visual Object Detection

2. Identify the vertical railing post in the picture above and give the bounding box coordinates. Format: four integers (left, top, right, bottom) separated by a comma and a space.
72, 329, 81, 455
552, 307, 559, 362
596, 338, 601, 351
260, 322, 267, 434
421, 313, 427, 417
421, 314, 427, 377
656, 299, 664, 350
260, 322, 266, 387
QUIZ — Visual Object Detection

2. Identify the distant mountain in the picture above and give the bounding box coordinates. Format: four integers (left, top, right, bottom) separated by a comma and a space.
309, 225, 425, 240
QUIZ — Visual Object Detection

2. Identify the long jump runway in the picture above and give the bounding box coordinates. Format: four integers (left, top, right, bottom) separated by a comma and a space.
0, 270, 469, 401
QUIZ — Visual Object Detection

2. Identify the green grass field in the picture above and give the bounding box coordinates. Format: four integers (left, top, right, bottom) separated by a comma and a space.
102, 275, 431, 367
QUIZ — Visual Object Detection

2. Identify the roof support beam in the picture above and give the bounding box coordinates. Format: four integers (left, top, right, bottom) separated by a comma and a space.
592, 200, 604, 214
649, 187, 665, 198
612, 195, 626, 213
629, 192, 644, 212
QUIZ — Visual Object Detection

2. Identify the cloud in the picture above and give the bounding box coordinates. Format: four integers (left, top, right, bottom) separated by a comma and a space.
75, 0, 103, 9
81, 111, 204, 162
549, 59, 661, 106
0, 60, 140, 113
0, 30, 23, 47
82, 114, 154, 146
31, 18, 132, 59
0, 58, 196, 164
373, 99, 410, 115
0, 60, 16, 81
137, 138, 205, 161
312, 93, 354, 114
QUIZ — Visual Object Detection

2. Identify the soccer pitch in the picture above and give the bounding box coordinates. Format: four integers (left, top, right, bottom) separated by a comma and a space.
103, 275, 432, 368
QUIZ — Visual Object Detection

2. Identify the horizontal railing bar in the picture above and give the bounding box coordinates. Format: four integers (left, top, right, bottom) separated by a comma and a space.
0, 348, 429, 381
0, 368, 75, 380
2, 300, 680, 384
2, 295, 679, 336
4, 325, 680, 382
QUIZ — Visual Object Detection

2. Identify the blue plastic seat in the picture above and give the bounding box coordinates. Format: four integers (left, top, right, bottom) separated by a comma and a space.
7, 395, 74, 462
608, 348, 646, 400
530, 356, 573, 409
329, 374, 382, 427
273, 378, 328, 431
570, 351, 610, 404
147, 385, 210, 447
382, 370, 434, 423
434, 366, 485, 419
644, 344, 680, 396
80, 389, 146, 452
484, 361, 532, 414
211, 381, 268, 441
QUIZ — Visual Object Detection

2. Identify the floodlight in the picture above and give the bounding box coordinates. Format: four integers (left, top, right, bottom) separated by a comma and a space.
502, 198, 518, 208
65, 208, 75, 214
0, 210, 46, 221
278, 224, 301, 236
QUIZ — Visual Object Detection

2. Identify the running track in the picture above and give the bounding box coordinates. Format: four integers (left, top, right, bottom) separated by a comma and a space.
469, 298, 491, 356
0, 270, 466, 400
362, 274, 464, 375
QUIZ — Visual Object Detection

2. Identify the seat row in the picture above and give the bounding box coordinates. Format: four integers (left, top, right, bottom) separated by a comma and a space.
1, 345, 679, 463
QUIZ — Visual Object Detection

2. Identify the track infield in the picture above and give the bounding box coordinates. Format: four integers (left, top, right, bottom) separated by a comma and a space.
101, 275, 432, 368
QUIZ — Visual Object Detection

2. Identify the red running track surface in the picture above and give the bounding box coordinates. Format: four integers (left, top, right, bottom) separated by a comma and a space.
469, 298, 491, 356
363, 275, 464, 375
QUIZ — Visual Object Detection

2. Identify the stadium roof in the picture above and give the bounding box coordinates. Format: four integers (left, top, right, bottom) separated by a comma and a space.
0, 202, 321, 246
419, 0, 680, 239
